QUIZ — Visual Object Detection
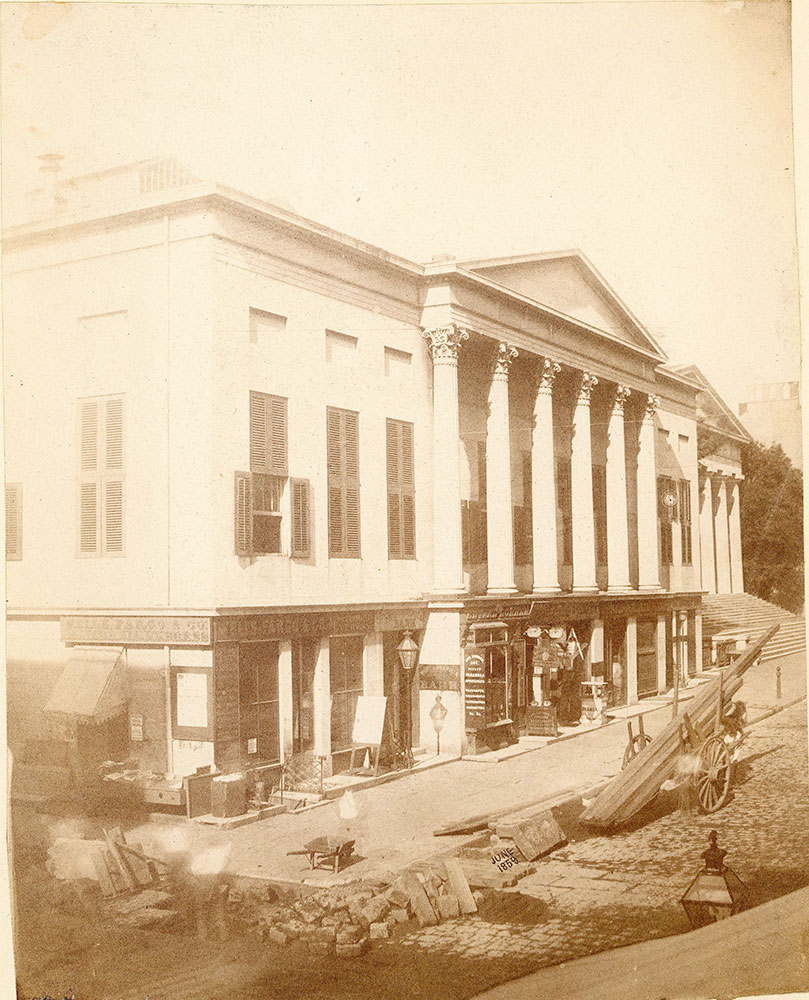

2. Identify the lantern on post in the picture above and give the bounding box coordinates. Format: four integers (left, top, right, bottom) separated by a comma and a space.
681, 830, 746, 928
429, 694, 448, 755
396, 631, 420, 766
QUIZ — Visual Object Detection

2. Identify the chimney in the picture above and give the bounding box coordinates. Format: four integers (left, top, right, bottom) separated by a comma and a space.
38, 153, 66, 215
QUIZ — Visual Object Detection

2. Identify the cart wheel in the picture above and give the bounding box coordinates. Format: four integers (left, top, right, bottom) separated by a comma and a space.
622, 733, 653, 769
695, 735, 733, 813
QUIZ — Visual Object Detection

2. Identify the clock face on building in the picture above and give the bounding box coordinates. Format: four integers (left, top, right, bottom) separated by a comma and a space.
663, 491, 677, 509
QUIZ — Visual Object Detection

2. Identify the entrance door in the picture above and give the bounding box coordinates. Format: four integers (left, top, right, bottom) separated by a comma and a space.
292, 640, 317, 754
485, 644, 508, 724
637, 619, 658, 698
509, 639, 529, 731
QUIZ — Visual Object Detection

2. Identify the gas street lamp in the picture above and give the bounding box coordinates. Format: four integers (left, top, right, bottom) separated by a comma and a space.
681, 829, 746, 929
396, 631, 420, 767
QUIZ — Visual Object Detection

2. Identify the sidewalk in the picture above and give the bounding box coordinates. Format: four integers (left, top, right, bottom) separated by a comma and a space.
130, 648, 807, 889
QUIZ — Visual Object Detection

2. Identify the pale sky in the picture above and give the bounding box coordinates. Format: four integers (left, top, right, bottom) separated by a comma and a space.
0, 1, 800, 410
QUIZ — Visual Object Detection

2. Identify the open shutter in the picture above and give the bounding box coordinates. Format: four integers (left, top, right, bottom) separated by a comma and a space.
268, 396, 288, 476
400, 422, 415, 558
386, 420, 401, 558
327, 408, 344, 557
235, 471, 252, 555
343, 410, 360, 557
5, 484, 22, 560
291, 478, 311, 558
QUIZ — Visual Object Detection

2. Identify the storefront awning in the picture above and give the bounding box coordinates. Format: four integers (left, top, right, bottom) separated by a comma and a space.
44, 648, 127, 722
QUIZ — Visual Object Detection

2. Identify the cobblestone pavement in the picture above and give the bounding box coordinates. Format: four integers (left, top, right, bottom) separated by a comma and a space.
390, 700, 809, 969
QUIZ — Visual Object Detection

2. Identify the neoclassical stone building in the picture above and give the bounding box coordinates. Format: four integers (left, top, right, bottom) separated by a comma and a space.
4, 158, 747, 787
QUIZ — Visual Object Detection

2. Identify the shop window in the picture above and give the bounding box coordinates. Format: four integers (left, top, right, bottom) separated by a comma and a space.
239, 642, 280, 761
330, 635, 364, 751
235, 390, 288, 556
679, 479, 693, 565
327, 407, 361, 558
386, 418, 416, 559
78, 394, 125, 556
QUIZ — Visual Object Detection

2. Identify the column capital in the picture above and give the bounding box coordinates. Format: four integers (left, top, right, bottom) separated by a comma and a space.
422, 324, 469, 364
612, 384, 632, 414
576, 371, 599, 407
491, 342, 518, 380
536, 358, 562, 395
643, 394, 661, 421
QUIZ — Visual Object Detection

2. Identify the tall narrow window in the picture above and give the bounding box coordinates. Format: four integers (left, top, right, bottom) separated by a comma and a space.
556, 459, 573, 564
679, 479, 693, 565
386, 419, 415, 559
78, 395, 125, 556
327, 407, 360, 558
249, 308, 286, 345
593, 465, 608, 566
235, 391, 288, 556
5, 483, 22, 560
658, 475, 677, 566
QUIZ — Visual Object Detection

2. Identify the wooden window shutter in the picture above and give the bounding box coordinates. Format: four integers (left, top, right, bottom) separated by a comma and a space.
79, 400, 100, 554
80, 400, 99, 472
80, 482, 99, 554
5, 484, 22, 560
291, 478, 311, 558
105, 398, 123, 470
235, 472, 252, 555
327, 407, 361, 558
104, 481, 124, 553
250, 391, 288, 475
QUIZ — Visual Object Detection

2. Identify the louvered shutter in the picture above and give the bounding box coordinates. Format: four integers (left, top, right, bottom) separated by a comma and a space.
79, 401, 100, 554
5, 484, 22, 560
80, 483, 99, 554
104, 481, 124, 553
250, 391, 288, 475
327, 408, 361, 558
235, 472, 252, 555
291, 478, 311, 558
80, 400, 98, 472
269, 396, 288, 476
104, 397, 124, 553
249, 392, 268, 472
386, 420, 402, 558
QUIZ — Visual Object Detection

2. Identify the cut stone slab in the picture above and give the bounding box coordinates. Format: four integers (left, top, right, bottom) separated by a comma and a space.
389, 907, 409, 924
359, 896, 389, 928
437, 894, 461, 920
495, 810, 567, 861
369, 921, 390, 939
267, 928, 288, 946
336, 925, 364, 945
401, 871, 438, 927
444, 858, 479, 913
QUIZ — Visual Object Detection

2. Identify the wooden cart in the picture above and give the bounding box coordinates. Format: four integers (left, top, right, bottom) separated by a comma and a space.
581, 624, 779, 829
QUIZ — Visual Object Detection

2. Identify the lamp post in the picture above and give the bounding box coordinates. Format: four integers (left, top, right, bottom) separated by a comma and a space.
396, 631, 419, 768
429, 694, 448, 755
681, 830, 746, 928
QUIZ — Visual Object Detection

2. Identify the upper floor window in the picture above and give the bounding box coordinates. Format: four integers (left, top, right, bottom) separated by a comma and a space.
556, 459, 573, 565
78, 395, 124, 557
5, 483, 22, 561
327, 407, 360, 558
235, 391, 291, 556
679, 479, 693, 565
592, 465, 608, 566
658, 475, 678, 566
249, 308, 286, 345
386, 419, 415, 560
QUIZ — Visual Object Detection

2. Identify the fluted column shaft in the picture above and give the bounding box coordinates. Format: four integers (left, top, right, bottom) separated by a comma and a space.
486, 343, 518, 594
714, 476, 732, 594
699, 473, 717, 593
531, 359, 561, 594
606, 385, 632, 592
423, 325, 468, 595
728, 478, 744, 593
637, 395, 662, 591
571, 372, 599, 593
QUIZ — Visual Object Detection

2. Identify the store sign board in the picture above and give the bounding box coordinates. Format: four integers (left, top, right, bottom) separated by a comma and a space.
176, 671, 208, 729
464, 646, 486, 729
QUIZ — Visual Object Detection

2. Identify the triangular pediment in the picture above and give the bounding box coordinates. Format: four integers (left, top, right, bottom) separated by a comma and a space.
672, 365, 751, 442
460, 251, 665, 358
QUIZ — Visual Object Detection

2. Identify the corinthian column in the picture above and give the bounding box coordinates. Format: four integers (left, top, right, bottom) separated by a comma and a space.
486, 342, 518, 595
423, 325, 469, 595
699, 472, 717, 593
637, 394, 661, 591
531, 359, 561, 594
714, 475, 732, 594
606, 385, 632, 592
571, 371, 599, 593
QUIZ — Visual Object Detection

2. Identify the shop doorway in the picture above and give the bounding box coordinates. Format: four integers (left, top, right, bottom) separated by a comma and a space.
637, 619, 658, 697
467, 625, 530, 733
605, 619, 628, 707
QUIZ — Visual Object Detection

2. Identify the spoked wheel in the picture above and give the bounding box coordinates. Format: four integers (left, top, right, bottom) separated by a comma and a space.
622, 733, 653, 769
695, 734, 733, 813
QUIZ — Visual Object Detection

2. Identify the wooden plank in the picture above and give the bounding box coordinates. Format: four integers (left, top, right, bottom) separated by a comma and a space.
101, 847, 128, 895
91, 846, 116, 897
400, 871, 438, 927
103, 828, 137, 892
115, 841, 152, 887
444, 858, 478, 914
581, 626, 778, 828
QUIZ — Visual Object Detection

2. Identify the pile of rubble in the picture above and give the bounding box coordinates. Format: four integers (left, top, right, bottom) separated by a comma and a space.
230, 859, 482, 958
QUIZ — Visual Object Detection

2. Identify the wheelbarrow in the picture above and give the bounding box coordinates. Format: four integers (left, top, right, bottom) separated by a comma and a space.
287, 836, 356, 873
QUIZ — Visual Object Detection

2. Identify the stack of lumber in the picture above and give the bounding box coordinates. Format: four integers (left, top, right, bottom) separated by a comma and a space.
580, 624, 779, 829
91, 827, 162, 897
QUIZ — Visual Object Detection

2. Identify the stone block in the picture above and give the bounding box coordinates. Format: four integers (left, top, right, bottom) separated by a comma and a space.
388, 907, 409, 924
336, 925, 364, 945
437, 894, 460, 920
267, 928, 288, 947
359, 896, 389, 928
369, 921, 390, 939
384, 881, 411, 909
336, 939, 369, 958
